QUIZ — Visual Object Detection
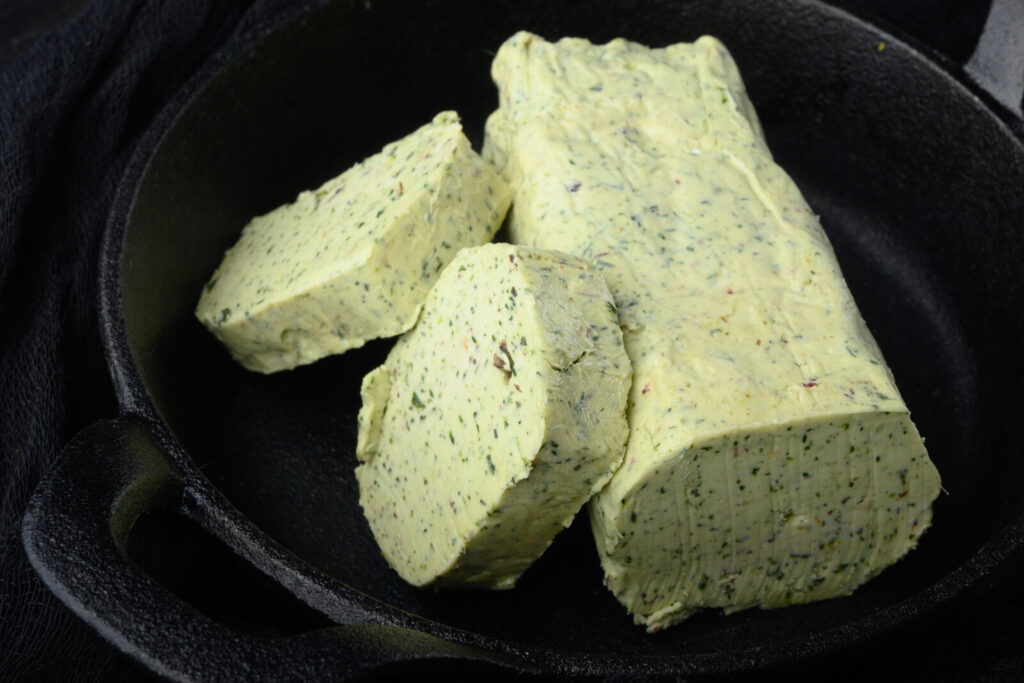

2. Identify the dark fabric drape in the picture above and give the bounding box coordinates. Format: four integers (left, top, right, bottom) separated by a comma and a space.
0, 2, 307, 677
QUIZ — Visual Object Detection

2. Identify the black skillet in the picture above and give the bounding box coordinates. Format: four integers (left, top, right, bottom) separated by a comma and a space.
21, 0, 1024, 679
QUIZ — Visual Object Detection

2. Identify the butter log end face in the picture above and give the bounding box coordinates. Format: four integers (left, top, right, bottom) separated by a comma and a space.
592, 410, 940, 633
356, 243, 631, 589
196, 111, 511, 373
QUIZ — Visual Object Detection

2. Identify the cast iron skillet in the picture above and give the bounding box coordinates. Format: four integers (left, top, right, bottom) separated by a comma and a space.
22, 0, 1024, 679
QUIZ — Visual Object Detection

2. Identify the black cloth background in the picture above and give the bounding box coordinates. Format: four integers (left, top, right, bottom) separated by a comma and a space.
0, 1, 310, 678
0, 1, 1021, 680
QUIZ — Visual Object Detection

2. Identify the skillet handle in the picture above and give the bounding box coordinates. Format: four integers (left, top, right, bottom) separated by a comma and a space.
21, 417, 511, 681
964, 0, 1024, 119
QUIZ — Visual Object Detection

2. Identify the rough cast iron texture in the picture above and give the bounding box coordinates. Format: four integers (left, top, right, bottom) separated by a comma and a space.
23, 0, 1024, 678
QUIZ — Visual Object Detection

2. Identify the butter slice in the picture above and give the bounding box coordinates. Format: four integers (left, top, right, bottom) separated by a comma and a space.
356, 243, 631, 588
485, 32, 941, 630
195, 111, 511, 372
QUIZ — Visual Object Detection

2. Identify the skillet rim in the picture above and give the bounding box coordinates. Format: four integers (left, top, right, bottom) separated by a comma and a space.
96, 0, 1024, 675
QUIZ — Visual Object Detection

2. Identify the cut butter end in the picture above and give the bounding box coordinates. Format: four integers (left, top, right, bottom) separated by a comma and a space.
356, 243, 631, 589
195, 110, 511, 373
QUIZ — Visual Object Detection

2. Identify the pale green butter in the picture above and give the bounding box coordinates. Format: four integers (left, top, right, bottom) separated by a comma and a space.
484, 32, 941, 630
356, 243, 632, 588
195, 111, 511, 372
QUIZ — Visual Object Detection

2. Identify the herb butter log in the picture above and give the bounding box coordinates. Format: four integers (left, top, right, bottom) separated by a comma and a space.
195, 111, 511, 372
484, 32, 941, 630
356, 243, 631, 588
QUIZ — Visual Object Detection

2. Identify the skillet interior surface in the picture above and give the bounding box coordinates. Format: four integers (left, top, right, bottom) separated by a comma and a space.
116, 0, 1024, 661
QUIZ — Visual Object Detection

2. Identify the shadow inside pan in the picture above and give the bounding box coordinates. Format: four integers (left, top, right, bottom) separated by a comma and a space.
119, 0, 1024, 659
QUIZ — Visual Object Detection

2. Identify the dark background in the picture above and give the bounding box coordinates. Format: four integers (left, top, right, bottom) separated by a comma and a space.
0, 0, 1020, 680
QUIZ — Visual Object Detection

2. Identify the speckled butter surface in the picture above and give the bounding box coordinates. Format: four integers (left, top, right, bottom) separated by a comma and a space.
355, 243, 631, 588
484, 32, 941, 630
195, 111, 511, 373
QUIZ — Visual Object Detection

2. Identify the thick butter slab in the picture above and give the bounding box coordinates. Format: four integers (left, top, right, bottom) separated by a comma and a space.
356, 243, 631, 588
484, 32, 941, 630
195, 111, 511, 372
